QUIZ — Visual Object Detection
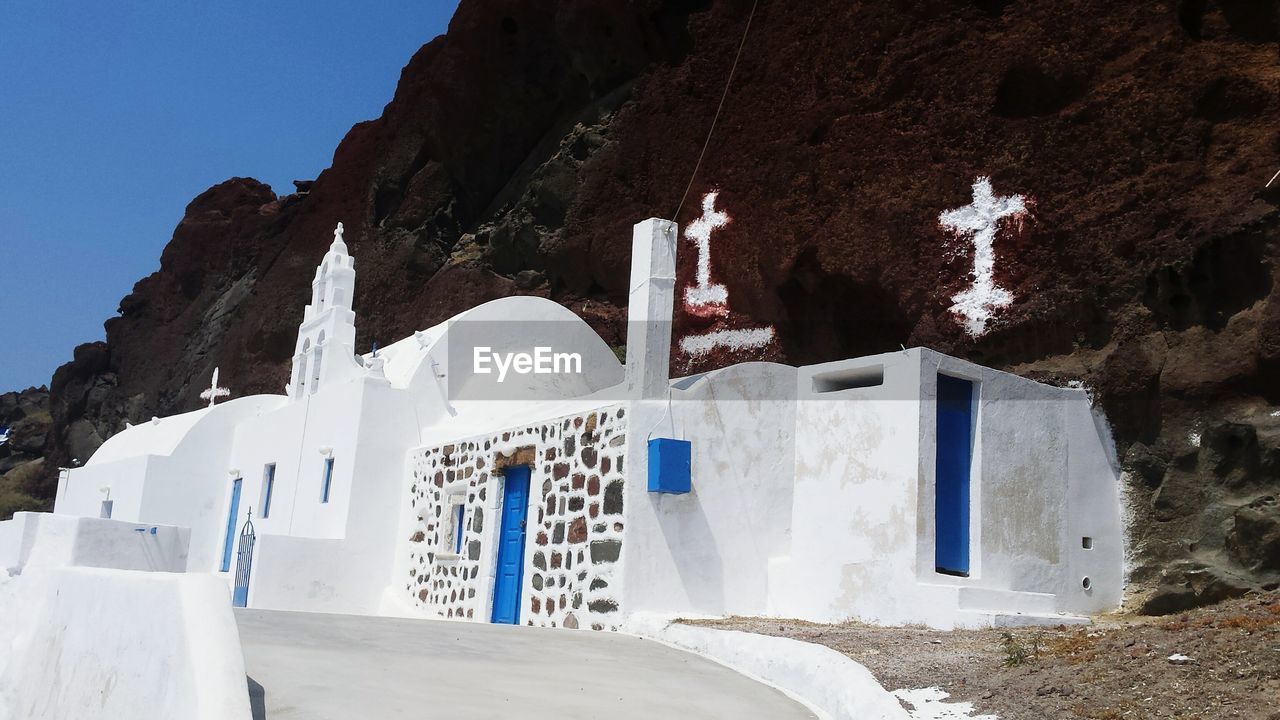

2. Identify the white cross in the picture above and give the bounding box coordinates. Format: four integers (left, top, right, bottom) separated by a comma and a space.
200, 367, 230, 407
677, 190, 775, 357
939, 176, 1026, 337
683, 191, 730, 314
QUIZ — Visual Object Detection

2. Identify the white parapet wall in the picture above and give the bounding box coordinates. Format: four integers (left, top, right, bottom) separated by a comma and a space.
0, 566, 251, 720
0, 512, 190, 574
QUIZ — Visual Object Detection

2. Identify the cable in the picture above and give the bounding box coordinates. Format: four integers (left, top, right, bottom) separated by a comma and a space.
669, 0, 761, 224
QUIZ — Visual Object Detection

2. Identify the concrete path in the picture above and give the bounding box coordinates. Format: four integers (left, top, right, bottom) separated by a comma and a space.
235, 609, 816, 720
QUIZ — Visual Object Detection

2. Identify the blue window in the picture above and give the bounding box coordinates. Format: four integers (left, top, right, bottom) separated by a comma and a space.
221, 478, 242, 572
454, 503, 466, 554
261, 463, 276, 518
320, 457, 334, 503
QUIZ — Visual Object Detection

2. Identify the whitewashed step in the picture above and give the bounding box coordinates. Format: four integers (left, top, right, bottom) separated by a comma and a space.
957, 586, 1057, 615
957, 609, 1091, 628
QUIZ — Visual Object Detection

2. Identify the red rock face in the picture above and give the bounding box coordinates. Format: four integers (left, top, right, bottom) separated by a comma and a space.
28, 0, 1280, 605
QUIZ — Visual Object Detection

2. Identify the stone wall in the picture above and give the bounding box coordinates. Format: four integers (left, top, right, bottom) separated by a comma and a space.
402, 405, 627, 630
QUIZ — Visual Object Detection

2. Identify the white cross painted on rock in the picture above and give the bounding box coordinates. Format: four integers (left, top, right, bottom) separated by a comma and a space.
683, 191, 730, 313
679, 327, 775, 357
940, 176, 1026, 337
677, 190, 775, 357
200, 367, 230, 408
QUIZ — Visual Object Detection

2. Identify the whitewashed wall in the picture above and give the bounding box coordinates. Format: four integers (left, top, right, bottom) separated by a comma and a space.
55, 395, 287, 573
394, 406, 628, 630
231, 376, 421, 613
621, 362, 797, 618
0, 512, 189, 574
771, 351, 933, 625
765, 349, 1124, 628
913, 350, 1124, 622
0, 567, 250, 720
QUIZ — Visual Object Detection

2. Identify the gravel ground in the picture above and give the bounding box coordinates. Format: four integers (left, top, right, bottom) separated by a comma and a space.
682, 593, 1280, 720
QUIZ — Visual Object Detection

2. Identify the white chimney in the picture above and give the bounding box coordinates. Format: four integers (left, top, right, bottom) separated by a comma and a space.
624, 218, 678, 399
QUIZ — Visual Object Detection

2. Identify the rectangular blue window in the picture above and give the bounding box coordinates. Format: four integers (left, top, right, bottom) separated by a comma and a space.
320, 457, 334, 503
261, 463, 276, 518
454, 504, 465, 554
221, 478, 242, 573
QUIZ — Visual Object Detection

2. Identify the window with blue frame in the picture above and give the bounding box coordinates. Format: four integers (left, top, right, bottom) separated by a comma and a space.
442, 493, 466, 555
220, 477, 242, 573
261, 463, 276, 518
320, 457, 334, 503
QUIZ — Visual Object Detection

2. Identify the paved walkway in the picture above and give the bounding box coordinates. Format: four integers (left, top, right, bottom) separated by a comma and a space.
235, 609, 815, 720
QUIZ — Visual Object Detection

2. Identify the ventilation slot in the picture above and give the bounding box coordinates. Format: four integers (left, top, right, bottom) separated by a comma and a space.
812, 365, 884, 393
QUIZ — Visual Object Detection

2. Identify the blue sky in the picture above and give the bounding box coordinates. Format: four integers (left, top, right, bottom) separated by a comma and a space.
0, 1, 459, 392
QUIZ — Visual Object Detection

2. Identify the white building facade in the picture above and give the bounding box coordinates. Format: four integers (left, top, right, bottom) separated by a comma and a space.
37, 218, 1125, 630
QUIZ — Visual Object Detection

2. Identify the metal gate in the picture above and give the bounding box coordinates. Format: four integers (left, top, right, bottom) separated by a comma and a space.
232, 508, 255, 608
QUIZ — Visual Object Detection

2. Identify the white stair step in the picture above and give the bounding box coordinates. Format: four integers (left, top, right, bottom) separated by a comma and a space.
957, 586, 1057, 615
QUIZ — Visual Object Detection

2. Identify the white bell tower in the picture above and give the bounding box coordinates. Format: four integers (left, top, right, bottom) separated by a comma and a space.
289, 222, 360, 399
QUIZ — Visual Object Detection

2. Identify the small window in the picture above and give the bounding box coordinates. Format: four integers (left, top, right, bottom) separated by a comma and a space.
811, 364, 884, 393
454, 504, 466, 554
441, 494, 466, 556
1082, 536, 1093, 550
320, 457, 334, 503
261, 464, 276, 518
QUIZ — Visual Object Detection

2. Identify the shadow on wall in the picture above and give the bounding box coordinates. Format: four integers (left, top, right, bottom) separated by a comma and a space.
649, 491, 725, 614
248, 676, 266, 720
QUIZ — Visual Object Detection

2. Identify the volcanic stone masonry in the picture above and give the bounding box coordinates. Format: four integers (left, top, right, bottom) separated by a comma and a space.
403, 406, 627, 631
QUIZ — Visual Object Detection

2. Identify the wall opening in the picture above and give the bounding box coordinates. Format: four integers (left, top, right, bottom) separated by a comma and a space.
441, 494, 466, 556
99, 499, 113, 519
221, 477, 243, 573
310, 332, 325, 395
261, 463, 276, 519
320, 457, 334, 503
316, 266, 328, 309
935, 374, 976, 578
298, 340, 311, 397
811, 364, 884, 393
1082, 536, 1093, 549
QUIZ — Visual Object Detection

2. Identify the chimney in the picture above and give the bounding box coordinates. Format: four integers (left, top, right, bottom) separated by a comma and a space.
624, 218, 678, 399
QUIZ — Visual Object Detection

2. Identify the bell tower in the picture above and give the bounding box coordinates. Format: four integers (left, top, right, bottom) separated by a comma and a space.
289, 222, 359, 398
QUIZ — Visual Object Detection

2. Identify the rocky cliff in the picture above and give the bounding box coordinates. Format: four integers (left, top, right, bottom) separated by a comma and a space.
0, 387, 51, 517
14, 0, 1280, 611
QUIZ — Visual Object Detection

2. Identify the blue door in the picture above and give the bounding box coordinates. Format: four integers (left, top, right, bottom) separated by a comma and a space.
221, 478, 242, 573
935, 374, 974, 576
491, 466, 531, 624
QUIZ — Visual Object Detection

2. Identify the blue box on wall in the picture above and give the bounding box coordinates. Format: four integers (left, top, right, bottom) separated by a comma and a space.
647, 438, 691, 494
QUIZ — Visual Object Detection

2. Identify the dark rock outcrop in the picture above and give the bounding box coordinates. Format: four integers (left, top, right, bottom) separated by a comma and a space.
7, 0, 1280, 608
0, 386, 51, 516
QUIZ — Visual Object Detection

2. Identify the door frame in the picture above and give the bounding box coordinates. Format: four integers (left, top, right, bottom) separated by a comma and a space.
934, 372, 979, 578
489, 465, 532, 624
